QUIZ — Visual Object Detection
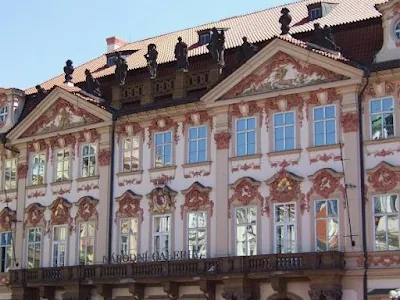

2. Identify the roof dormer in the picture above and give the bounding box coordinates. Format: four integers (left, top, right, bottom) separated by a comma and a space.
307, 1, 338, 21
197, 29, 212, 45
0, 88, 25, 133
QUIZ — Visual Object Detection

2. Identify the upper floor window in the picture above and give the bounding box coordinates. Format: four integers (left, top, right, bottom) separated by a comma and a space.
313, 105, 336, 146
31, 153, 46, 185
0, 106, 8, 123
236, 117, 256, 156
153, 215, 171, 255
0, 232, 12, 272
370, 98, 394, 140
119, 218, 138, 256
188, 126, 207, 164
78, 222, 95, 265
27, 228, 41, 269
235, 206, 257, 256
81, 144, 96, 178
52, 225, 67, 267
274, 112, 295, 151
55, 149, 70, 182
309, 7, 322, 20
188, 211, 207, 258
3, 158, 16, 190
373, 194, 399, 251
155, 132, 172, 168
122, 137, 140, 172
275, 203, 296, 254
315, 199, 339, 251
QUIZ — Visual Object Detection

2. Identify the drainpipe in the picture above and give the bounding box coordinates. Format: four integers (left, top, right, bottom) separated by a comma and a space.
107, 114, 117, 263
358, 68, 370, 300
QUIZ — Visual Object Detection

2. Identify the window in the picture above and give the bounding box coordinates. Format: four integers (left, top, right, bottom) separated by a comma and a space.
188, 212, 207, 258
370, 98, 394, 140
55, 149, 70, 182
122, 137, 140, 172
31, 153, 46, 185
395, 21, 400, 40
188, 126, 207, 164
309, 7, 322, 20
27, 228, 41, 269
78, 223, 95, 265
0, 106, 8, 123
315, 200, 339, 251
235, 207, 257, 256
274, 112, 295, 151
275, 203, 296, 254
119, 218, 138, 256
153, 215, 171, 255
3, 158, 16, 190
374, 195, 399, 251
0, 232, 12, 272
155, 132, 172, 167
199, 33, 211, 45
81, 144, 96, 177
52, 226, 67, 267
107, 56, 117, 66
313, 105, 336, 146
236, 117, 256, 156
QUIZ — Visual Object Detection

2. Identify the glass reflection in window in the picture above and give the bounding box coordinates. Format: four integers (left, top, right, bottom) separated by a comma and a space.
236, 117, 256, 156
188, 126, 207, 164
31, 153, 46, 185
122, 137, 140, 172
52, 226, 66, 267
313, 105, 336, 146
55, 149, 70, 182
120, 218, 138, 257
315, 200, 339, 251
153, 215, 171, 255
274, 111, 295, 151
0, 106, 8, 123
374, 195, 399, 251
0, 232, 12, 272
188, 211, 207, 258
155, 132, 172, 167
82, 144, 96, 178
370, 98, 394, 140
3, 158, 16, 190
235, 206, 257, 256
274, 203, 296, 254
27, 228, 41, 268
79, 222, 95, 265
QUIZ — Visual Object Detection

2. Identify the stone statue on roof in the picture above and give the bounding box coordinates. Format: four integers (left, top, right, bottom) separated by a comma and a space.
174, 37, 189, 72
35, 85, 47, 102
63, 60, 74, 83
144, 43, 158, 79
207, 27, 225, 68
115, 52, 128, 86
236, 36, 258, 65
311, 23, 340, 52
84, 69, 102, 97
279, 7, 292, 35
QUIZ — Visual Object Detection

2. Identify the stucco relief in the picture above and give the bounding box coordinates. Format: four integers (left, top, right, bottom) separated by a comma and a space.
181, 182, 213, 219
229, 101, 263, 130
78, 128, 101, 144
77, 183, 99, 192
116, 122, 144, 143
0, 207, 16, 231
98, 149, 111, 166
147, 185, 177, 214
23, 203, 46, 235
47, 197, 73, 235
365, 79, 396, 97
357, 253, 400, 268
222, 51, 342, 99
265, 169, 307, 214
182, 111, 213, 135
17, 163, 28, 179
367, 161, 400, 193
265, 94, 304, 130
386, 2, 400, 19
115, 190, 143, 223
340, 113, 359, 133
306, 88, 342, 120
307, 169, 344, 207
75, 196, 99, 228
147, 116, 179, 147
21, 99, 102, 137
214, 131, 231, 150
309, 152, 341, 164
49, 133, 77, 159
270, 159, 299, 169
228, 177, 266, 217
366, 148, 400, 157
28, 139, 49, 161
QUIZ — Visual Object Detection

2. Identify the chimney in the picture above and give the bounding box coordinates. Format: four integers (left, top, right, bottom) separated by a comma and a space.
106, 36, 127, 52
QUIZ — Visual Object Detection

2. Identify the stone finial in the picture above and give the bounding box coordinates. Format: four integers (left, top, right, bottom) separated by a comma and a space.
63, 60, 74, 83
279, 7, 292, 35
144, 43, 158, 79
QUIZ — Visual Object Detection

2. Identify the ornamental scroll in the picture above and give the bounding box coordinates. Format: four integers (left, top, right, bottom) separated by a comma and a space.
367, 161, 400, 193
115, 190, 143, 223
47, 197, 73, 235
0, 207, 16, 232
75, 196, 99, 230
180, 181, 213, 220
147, 185, 177, 214
23, 203, 46, 235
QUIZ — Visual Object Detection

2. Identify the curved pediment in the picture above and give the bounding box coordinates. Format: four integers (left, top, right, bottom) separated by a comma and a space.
147, 185, 178, 214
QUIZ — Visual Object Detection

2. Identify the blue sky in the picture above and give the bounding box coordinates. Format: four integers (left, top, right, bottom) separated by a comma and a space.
0, 0, 291, 90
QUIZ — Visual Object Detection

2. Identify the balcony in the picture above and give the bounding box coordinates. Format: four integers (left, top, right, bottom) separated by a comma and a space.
9, 251, 344, 287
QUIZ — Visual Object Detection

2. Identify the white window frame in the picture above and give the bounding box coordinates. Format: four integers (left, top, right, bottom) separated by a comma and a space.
81, 144, 97, 178
51, 225, 67, 267
0, 106, 8, 123
369, 97, 395, 140
187, 211, 208, 258
121, 136, 140, 172
234, 206, 257, 256
54, 148, 71, 182
3, 158, 16, 190
30, 152, 46, 185
187, 125, 207, 164
154, 131, 173, 168
314, 199, 340, 252
235, 117, 257, 157
27, 227, 41, 269
395, 21, 400, 40
313, 105, 337, 147
0, 231, 12, 272
78, 222, 95, 265
119, 217, 138, 256
274, 203, 297, 254
273, 111, 296, 152
152, 214, 171, 256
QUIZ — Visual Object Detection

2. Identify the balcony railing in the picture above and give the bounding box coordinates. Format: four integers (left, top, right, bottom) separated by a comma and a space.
9, 251, 344, 286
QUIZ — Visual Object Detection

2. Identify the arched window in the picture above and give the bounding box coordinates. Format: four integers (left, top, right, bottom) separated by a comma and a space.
395, 21, 400, 40
0, 106, 8, 122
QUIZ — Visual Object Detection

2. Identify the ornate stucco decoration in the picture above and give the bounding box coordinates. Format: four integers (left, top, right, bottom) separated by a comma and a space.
228, 177, 266, 217
116, 122, 144, 143
265, 94, 304, 130
78, 128, 101, 144
147, 116, 179, 147
365, 79, 396, 97
49, 133, 77, 159
0, 207, 16, 232
115, 190, 143, 223
147, 185, 177, 214
228, 101, 263, 130
214, 132, 231, 150
75, 196, 99, 229
98, 149, 111, 166
182, 111, 213, 135
47, 197, 73, 235
23, 203, 46, 235
306, 88, 342, 120
180, 182, 213, 219
367, 161, 400, 193
17, 163, 28, 180
340, 113, 359, 133
27, 139, 49, 161
265, 169, 307, 214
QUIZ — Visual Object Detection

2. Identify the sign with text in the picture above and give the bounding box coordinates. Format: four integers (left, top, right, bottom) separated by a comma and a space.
103, 250, 204, 264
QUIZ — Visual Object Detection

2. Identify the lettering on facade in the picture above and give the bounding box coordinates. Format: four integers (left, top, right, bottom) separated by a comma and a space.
103, 250, 203, 264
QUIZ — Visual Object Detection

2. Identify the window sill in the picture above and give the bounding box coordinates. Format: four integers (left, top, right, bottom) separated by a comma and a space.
76, 175, 100, 183
0, 188, 17, 195
229, 153, 262, 162
364, 136, 400, 146
182, 161, 212, 169
267, 149, 301, 157
116, 170, 144, 177
148, 165, 177, 173
50, 180, 73, 187
307, 144, 341, 153
26, 183, 47, 190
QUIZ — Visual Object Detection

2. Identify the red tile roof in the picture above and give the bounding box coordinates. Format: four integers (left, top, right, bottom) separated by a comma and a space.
25, 0, 385, 95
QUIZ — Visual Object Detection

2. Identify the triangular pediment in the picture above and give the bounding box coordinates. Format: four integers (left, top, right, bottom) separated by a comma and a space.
202, 38, 364, 104
7, 86, 112, 141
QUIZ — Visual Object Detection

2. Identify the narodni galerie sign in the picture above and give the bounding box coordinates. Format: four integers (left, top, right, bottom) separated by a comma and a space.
103, 250, 204, 264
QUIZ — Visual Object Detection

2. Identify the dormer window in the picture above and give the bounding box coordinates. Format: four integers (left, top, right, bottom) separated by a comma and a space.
197, 30, 211, 45
106, 50, 137, 67
0, 106, 8, 123
107, 56, 117, 66
310, 7, 322, 20
307, 2, 338, 21
395, 21, 400, 40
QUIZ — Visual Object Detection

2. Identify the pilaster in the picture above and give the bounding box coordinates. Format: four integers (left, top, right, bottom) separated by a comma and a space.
173, 70, 187, 99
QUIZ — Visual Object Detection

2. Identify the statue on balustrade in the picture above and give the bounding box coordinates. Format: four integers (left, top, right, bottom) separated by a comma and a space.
279, 7, 292, 35
115, 52, 128, 86
207, 27, 225, 68
175, 37, 189, 72
84, 69, 102, 97
310, 23, 340, 52
236, 36, 258, 65
35, 85, 47, 102
145, 43, 158, 79
63, 60, 74, 83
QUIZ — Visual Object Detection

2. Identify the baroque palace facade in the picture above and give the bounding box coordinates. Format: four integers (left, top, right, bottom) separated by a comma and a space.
1, 0, 400, 299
